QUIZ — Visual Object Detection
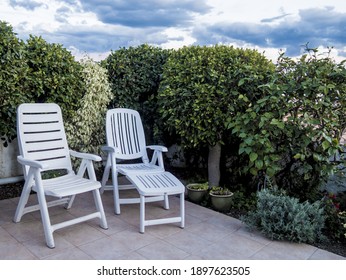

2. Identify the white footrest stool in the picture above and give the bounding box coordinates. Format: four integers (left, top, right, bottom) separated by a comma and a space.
123, 171, 185, 233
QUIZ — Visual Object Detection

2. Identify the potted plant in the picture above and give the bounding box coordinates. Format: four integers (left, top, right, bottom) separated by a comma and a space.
186, 182, 209, 204
209, 186, 234, 212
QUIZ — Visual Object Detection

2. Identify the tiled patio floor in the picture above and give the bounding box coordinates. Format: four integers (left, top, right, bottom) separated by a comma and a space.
0, 189, 345, 260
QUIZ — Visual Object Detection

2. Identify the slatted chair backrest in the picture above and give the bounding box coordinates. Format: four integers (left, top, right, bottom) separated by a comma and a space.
17, 103, 73, 178
105, 108, 148, 162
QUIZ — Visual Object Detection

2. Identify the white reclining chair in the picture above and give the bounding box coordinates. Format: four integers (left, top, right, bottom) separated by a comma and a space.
14, 103, 108, 248
101, 108, 185, 233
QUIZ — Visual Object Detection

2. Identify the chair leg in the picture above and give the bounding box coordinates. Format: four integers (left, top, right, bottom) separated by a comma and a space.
92, 189, 108, 229
180, 192, 185, 229
13, 174, 33, 223
35, 185, 55, 249
65, 195, 75, 209
101, 163, 111, 194
111, 167, 121, 214
140, 194, 145, 233
113, 182, 121, 215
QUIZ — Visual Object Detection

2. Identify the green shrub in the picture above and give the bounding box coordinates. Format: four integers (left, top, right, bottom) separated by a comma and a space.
103, 44, 170, 143
158, 45, 274, 186
321, 193, 346, 242
339, 211, 346, 240
229, 47, 346, 200
229, 189, 257, 212
159, 45, 274, 149
0, 21, 29, 145
65, 57, 113, 170
187, 182, 209, 190
1, 25, 86, 146
242, 187, 325, 243
274, 49, 346, 199
24, 35, 85, 122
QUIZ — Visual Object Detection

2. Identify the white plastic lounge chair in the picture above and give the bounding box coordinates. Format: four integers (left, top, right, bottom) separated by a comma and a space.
101, 108, 185, 232
14, 103, 108, 248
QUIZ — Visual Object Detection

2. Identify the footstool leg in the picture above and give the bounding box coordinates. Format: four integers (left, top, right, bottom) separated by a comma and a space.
164, 194, 169, 210
140, 194, 145, 233
180, 192, 185, 228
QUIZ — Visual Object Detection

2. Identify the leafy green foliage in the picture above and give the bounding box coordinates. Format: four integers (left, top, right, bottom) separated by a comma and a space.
229, 190, 257, 212
340, 211, 346, 239
186, 182, 209, 190
158, 45, 274, 149
0, 21, 29, 145
65, 57, 113, 168
24, 35, 85, 122
242, 187, 325, 243
0, 24, 86, 147
321, 193, 346, 242
103, 44, 170, 143
209, 186, 233, 195
158, 45, 274, 187
229, 48, 346, 199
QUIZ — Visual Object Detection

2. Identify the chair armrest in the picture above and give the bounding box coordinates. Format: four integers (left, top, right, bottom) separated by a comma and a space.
147, 145, 168, 152
101, 146, 120, 154
69, 150, 102, 162
17, 156, 48, 169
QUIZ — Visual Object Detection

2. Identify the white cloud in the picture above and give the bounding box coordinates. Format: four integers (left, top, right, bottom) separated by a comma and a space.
1, 0, 345, 62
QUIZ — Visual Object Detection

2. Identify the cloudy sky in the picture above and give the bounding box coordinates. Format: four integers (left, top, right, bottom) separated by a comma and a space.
1, 0, 346, 62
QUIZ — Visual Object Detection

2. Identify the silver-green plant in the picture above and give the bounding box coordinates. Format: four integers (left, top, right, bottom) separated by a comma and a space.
242, 187, 325, 243
65, 57, 113, 171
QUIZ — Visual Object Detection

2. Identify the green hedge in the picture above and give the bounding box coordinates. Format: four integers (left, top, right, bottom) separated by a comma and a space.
0, 21, 85, 146
24, 35, 85, 122
102, 44, 170, 144
158, 45, 275, 149
157, 45, 275, 186
0, 22, 29, 146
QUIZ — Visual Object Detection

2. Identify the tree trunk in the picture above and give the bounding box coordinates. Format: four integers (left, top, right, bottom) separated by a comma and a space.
208, 142, 221, 188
